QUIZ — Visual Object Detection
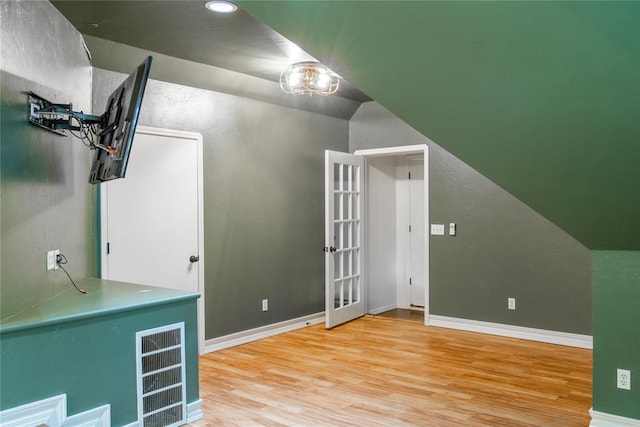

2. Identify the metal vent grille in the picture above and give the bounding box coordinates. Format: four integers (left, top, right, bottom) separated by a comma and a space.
136, 323, 187, 427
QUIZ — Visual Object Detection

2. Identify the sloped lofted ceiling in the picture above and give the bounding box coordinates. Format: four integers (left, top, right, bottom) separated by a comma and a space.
50, 1, 371, 120
240, 1, 640, 250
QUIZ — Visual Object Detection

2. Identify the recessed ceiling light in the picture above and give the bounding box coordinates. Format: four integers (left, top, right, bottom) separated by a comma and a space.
205, 1, 238, 13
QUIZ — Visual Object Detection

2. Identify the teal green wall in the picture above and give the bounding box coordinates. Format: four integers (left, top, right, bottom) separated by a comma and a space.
240, 1, 640, 250
0, 299, 199, 426
593, 251, 640, 420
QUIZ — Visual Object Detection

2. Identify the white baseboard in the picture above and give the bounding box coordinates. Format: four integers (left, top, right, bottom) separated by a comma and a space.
429, 315, 592, 349
187, 399, 203, 423
204, 312, 325, 353
0, 395, 197, 427
63, 404, 110, 426
368, 303, 397, 315
590, 408, 640, 426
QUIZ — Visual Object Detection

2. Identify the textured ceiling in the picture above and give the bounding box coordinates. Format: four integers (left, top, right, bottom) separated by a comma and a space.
240, 1, 640, 250
50, 1, 371, 119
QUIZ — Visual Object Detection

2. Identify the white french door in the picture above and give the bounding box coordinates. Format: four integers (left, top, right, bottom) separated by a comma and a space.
325, 150, 365, 329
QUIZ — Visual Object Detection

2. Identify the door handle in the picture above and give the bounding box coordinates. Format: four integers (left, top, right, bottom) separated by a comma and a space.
322, 247, 337, 253
189, 255, 200, 263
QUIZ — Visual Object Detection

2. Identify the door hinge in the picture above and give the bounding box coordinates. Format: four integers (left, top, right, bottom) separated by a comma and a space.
409, 225, 412, 233
409, 277, 412, 285
409, 171, 412, 180
106, 242, 110, 255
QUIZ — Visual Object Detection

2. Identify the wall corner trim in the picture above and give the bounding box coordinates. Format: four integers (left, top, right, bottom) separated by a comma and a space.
590, 408, 640, 427
204, 312, 325, 353
429, 315, 592, 349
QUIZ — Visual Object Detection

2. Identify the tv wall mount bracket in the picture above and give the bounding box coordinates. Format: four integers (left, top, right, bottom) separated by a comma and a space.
27, 91, 102, 136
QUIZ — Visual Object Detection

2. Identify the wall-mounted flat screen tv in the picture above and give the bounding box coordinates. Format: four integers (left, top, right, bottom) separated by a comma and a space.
88, 56, 152, 184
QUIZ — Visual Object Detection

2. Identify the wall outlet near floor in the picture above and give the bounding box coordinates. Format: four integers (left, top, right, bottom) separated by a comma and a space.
617, 368, 631, 390
508, 297, 516, 310
262, 299, 268, 312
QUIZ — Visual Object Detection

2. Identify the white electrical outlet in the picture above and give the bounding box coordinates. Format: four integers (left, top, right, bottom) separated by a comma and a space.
46, 249, 60, 270
46, 250, 56, 270
262, 299, 268, 312
449, 223, 456, 236
617, 369, 631, 390
508, 298, 516, 310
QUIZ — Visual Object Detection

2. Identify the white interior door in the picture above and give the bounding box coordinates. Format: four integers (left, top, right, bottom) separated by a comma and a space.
325, 150, 365, 329
101, 126, 205, 351
408, 157, 425, 307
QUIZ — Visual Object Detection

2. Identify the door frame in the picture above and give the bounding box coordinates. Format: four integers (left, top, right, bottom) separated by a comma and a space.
99, 125, 206, 353
354, 144, 430, 325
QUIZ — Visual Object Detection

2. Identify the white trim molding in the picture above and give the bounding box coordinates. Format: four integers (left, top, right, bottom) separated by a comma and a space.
590, 408, 640, 427
0, 394, 66, 427
0, 395, 111, 427
429, 315, 592, 349
187, 399, 204, 423
368, 304, 398, 316
63, 404, 110, 426
354, 144, 428, 157
204, 312, 325, 353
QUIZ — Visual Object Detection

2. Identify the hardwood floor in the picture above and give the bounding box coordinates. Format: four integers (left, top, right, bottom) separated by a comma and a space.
190, 316, 592, 426
375, 308, 425, 322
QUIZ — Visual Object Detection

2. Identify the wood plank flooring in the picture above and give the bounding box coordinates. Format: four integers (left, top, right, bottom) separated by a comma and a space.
374, 308, 425, 322
190, 316, 592, 426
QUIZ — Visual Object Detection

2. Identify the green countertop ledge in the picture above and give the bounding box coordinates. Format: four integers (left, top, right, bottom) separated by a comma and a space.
0, 278, 200, 334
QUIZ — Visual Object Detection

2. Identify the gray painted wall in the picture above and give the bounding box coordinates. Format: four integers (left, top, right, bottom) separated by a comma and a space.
93, 68, 349, 339
0, 1, 95, 319
350, 102, 591, 334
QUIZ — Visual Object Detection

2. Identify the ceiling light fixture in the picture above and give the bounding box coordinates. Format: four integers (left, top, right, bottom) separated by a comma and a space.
280, 61, 340, 96
205, 1, 238, 13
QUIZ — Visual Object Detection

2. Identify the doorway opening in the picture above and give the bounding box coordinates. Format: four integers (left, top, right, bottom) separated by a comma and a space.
355, 145, 429, 325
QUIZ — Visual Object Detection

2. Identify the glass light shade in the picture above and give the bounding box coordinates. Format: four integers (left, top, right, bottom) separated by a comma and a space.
280, 61, 340, 96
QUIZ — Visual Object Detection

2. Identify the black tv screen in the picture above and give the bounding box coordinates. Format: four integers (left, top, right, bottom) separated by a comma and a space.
88, 56, 152, 184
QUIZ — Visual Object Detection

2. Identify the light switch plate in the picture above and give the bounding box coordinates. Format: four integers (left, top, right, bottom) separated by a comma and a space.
430, 224, 445, 235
